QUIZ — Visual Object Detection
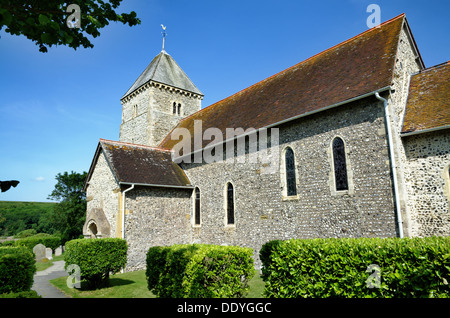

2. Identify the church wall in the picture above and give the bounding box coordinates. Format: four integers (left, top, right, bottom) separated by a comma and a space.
387, 25, 423, 237
149, 84, 202, 147
182, 96, 398, 267
119, 83, 202, 147
402, 131, 450, 237
123, 186, 193, 271
85, 151, 119, 238
119, 88, 151, 145
388, 27, 437, 237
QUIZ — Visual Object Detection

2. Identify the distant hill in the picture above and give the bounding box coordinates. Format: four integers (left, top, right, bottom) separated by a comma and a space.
0, 201, 57, 237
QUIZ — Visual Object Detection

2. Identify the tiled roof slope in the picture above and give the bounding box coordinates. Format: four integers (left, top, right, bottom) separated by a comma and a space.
122, 50, 203, 99
86, 139, 191, 188
159, 14, 406, 151
401, 62, 450, 135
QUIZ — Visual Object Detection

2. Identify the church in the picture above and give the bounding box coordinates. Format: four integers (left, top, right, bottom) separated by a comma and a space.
83, 14, 449, 271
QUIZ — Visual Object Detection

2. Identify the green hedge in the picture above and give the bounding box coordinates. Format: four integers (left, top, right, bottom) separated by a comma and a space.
0, 290, 41, 298
261, 237, 450, 298
0, 246, 36, 294
14, 233, 61, 251
146, 244, 254, 298
64, 238, 127, 289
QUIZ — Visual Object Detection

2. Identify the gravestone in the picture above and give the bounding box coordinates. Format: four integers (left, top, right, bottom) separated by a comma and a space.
32, 244, 46, 261
45, 247, 53, 260
55, 246, 62, 256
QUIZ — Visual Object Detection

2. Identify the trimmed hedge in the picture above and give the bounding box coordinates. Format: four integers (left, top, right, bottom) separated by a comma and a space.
0, 246, 36, 294
261, 237, 450, 298
14, 233, 61, 251
0, 290, 41, 298
146, 244, 254, 298
64, 238, 127, 289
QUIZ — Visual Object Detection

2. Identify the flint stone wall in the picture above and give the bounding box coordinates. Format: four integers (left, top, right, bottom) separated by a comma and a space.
120, 82, 201, 147
123, 187, 192, 271
402, 130, 450, 237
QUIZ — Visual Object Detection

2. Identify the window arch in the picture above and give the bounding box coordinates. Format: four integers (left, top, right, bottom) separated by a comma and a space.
173, 102, 177, 114
332, 137, 349, 191
194, 187, 201, 226
284, 147, 297, 196
226, 182, 235, 225
178, 103, 182, 115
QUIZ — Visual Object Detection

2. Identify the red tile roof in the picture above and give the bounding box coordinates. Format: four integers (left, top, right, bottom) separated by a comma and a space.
401, 62, 450, 135
159, 14, 407, 151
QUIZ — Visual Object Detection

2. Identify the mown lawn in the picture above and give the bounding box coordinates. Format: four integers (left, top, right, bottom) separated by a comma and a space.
50, 270, 265, 298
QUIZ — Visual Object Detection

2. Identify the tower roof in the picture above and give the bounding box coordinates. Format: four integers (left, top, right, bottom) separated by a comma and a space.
122, 50, 203, 99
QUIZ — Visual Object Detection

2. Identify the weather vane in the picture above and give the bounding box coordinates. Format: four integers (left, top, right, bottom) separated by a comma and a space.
161, 24, 167, 52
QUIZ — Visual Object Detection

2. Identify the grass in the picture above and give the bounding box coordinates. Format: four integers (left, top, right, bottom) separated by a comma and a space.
51, 270, 155, 298
35, 253, 65, 272
50, 269, 265, 298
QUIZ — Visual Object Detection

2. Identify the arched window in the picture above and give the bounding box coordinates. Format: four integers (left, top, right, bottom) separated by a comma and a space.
226, 183, 235, 225
194, 187, 201, 225
332, 137, 349, 191
173, 102, 177, 114
177, 103, 182, 115
285, 147, 297, 196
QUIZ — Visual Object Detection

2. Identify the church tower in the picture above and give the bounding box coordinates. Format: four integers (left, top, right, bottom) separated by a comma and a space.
119, 45, 203, 147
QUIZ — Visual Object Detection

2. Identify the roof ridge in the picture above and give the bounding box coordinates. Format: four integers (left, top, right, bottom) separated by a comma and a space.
172, 13, 406, 124
149, 51, 164, 82
416, 61, 450, 74
100, 138, 172, 152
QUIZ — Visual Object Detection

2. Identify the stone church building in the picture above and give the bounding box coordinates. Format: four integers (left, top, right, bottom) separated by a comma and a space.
83, 14, 449, 271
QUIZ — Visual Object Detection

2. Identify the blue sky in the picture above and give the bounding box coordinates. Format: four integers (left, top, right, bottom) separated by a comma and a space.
0, 0, 448, 202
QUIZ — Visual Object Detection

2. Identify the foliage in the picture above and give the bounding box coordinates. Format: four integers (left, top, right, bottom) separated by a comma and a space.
0, 180, 19, 192
0, 201, 57, 237
0, 290, 41, 298
47, 171, 87, 243
259, 239, 282, 280
146, 244, 255, 298
0, 246, 36, 294
14, 229, 37, 238
0, 0, 140, 53
260, 237, 450, 298
14, 233, 62, 251
0, 170, 87, 243
64, 238, 127, 289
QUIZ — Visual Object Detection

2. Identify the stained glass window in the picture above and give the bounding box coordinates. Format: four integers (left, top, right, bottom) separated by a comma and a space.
194, 187, 200, 225
227, 183, 234, 225
285, 147, 297, 196
333, 137, 349, 191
